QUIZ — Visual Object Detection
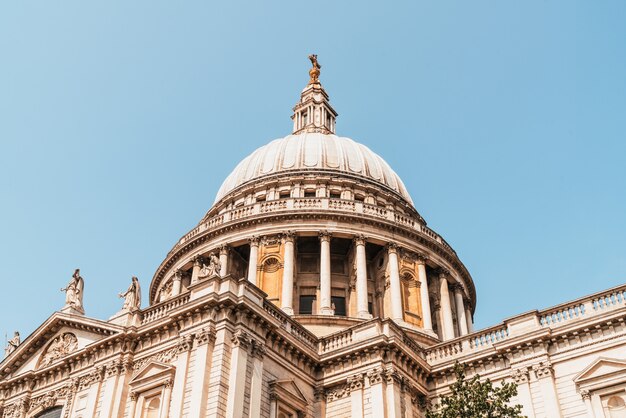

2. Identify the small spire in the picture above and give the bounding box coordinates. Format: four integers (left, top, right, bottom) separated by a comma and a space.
292, 54, 338, 135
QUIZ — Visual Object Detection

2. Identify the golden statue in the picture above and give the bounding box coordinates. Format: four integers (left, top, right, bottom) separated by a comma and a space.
308, 54, 321, 84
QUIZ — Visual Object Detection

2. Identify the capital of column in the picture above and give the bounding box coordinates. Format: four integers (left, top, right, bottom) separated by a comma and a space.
177, 334, 194, 353
437, 268, 450, 279
249, 236, 261, 247
533, 361, 554, 379
347, 373, 364, 392
173, 269, 183, 281
580, 389, 591, 400
231, 329, 252, 348
192, 255, 203, 268
416, 254, 429, 265
353, 234, 367, 247
386, 242, 399, 254
463, 298, 473, 309
512, 368, 530, 384
219, 244, 230, 256
250, 340, 266, 359
281, 231, 295, 243
319, 230, 332, 242
195, 327, 216, 346
450, 282, 464, 293
367, 368, 385, 385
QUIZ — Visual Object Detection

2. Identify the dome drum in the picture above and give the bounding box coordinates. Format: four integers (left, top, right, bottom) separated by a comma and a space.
151, 215, 475, 341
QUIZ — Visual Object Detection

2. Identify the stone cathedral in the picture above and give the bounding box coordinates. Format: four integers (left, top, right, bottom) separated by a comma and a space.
1, 56, 626, 418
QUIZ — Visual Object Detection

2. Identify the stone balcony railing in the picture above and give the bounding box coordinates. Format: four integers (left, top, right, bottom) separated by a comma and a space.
426, 283, 626, 366
171, 197, 455, 255
318, 319, 426, 360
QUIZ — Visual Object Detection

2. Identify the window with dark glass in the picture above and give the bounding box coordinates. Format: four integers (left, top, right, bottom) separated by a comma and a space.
299, 295, 315, 315
35, 407, 63, 418
332, 296, 346, 316
304, 191, 316, 198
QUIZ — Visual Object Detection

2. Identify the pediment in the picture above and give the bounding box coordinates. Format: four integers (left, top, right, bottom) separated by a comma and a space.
269, 379, 308, 410
129, 361, 175, 391
574, 357, 626, 386
0, 312, 122, 379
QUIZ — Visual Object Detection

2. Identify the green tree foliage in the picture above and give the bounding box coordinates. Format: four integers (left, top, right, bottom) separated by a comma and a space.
426, 362, 525, 418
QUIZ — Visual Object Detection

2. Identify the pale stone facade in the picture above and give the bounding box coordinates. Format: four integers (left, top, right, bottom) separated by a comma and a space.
1, 59, 625, 418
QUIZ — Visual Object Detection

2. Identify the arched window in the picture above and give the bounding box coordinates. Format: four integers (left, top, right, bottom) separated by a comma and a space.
35, 406, 63, 418
608, 395, 626, 418
142, 395, 161, 418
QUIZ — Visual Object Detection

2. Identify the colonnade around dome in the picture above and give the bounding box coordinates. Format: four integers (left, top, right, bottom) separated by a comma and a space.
152, 229, 474, 342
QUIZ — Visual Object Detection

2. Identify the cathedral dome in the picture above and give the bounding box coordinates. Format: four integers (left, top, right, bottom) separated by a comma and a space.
214, 133, 413, 205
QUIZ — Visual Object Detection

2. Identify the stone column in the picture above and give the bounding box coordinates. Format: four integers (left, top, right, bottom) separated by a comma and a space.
464, 299, 474, 333
191, 256, 202, 285
512, 368, 535, 418
313, 387, 327, 418
453, 284, 469, 336
367, 369, 386, 416
387, 244, 404, 322
247, 237, 260, 285
169, 335, 194, 418
348, 374, 364, 418
249, 341, 266, 418
385, 368, 403, 418
188, 328, 216, 416
225, 330, 251, 418
580, 390, 595, 418
533, 362, 562, 418
319, 231, 333, 315
281, 232, 295, 315
172, 270, 182, 296
416, 256, 433, 331
438, 271, 455, 340
100, 360, 122, 418
84, 367, 105, 418
219, 245, 229, 277
354, 235, 371, 319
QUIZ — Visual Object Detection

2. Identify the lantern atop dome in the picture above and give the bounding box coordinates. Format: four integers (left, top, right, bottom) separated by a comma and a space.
292, 54, 338, 135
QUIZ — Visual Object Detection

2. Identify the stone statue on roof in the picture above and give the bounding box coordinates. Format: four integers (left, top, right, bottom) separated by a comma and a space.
119, 276, 141, 311
4, 331, 20, 357
61, 268, 84, 312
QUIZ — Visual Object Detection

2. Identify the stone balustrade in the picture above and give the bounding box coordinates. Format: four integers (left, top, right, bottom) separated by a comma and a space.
140, 293, 191, 324
318, 319, 426, 359
171, 197, 455, 256
426, 283, 626, 365
262, 300, 318, 350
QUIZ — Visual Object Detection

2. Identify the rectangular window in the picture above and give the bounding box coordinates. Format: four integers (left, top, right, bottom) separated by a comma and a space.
332, 296, 346, 316
304, 191, 316, 198
299, 295, 315, 315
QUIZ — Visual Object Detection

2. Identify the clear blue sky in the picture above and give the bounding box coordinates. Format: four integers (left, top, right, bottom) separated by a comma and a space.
1, 1, 625, 339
